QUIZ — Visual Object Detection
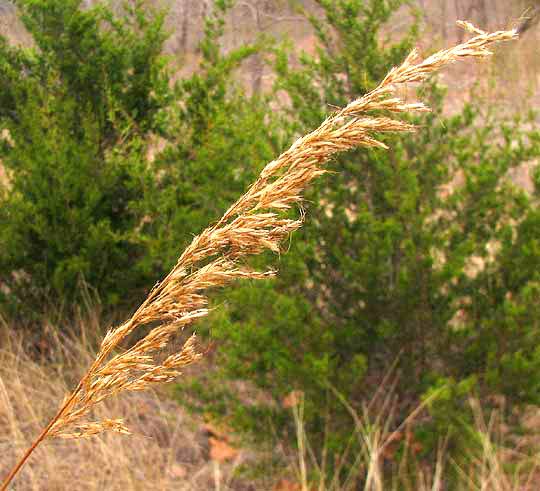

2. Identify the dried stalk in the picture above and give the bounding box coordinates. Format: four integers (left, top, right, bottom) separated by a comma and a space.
0, 21, 517, 490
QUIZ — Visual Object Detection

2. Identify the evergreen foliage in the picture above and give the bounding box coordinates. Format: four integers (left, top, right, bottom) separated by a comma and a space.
142, 0, 285, 273
0, 0, 171, 312
208, 0, 540, 467
0, 0, 279, 315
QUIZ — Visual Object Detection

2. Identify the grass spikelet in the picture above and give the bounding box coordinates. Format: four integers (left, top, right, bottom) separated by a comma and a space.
0, 22, 518, 490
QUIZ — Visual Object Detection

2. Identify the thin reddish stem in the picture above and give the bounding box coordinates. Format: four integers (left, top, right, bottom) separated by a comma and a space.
0, 384, 82, 491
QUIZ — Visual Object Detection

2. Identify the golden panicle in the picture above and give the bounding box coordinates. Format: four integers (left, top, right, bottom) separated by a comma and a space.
41, 21, 520, 441
0, 20, 519, 491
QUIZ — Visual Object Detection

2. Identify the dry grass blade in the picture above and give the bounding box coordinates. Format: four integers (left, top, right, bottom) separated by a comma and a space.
0, 22, 518, 490
516, 7, 540, 36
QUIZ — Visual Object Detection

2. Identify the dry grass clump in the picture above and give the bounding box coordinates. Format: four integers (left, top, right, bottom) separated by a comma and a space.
4, 316, 540, 490
1, 21, 518, 489
282, 388, 540, 491
0, 315, 259, 491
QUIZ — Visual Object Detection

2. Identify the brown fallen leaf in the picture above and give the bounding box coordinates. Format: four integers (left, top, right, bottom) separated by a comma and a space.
209, 436, 238, 462
282, 390, 304, 409
273, 479, 301, 491
168, 464, 187, 479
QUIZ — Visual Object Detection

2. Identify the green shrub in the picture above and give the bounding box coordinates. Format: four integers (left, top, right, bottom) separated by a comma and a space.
142, 0, 286, 273
0, 0, 281, 317
208, 0, 540, 474
0, 0, 171, 314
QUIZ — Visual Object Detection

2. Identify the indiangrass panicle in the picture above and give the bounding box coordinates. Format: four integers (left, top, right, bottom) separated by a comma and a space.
0, 21, 518, 490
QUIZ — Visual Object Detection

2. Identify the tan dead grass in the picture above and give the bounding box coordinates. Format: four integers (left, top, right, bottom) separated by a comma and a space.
0, 315, 260, 491
283, 387, 540, 491
0, 21, 519, 489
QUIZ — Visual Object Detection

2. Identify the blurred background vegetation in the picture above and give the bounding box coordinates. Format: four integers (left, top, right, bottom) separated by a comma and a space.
3, 0, 540, 488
